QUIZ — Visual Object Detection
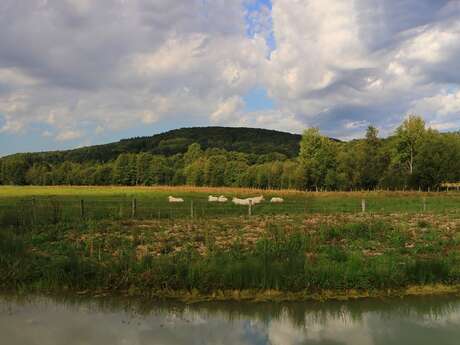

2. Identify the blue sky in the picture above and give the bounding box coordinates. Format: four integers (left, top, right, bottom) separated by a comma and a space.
1, 0, 460, 156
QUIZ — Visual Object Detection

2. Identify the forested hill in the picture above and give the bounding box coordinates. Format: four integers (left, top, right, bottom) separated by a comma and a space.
2, 117, 458, 189
5, 127, 303, 164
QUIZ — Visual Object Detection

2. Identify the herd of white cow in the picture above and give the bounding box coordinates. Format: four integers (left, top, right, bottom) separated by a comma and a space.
167, 195, 284, 204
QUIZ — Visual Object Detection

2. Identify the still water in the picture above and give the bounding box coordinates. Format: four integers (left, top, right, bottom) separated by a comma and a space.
1, 294, 460, 344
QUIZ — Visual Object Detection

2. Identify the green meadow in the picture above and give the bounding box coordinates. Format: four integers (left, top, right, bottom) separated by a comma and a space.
0, 186, 459, 227
1, 186, 459, 300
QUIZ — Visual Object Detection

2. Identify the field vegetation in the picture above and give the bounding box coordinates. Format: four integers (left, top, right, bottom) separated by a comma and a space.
0, 186, 459, 227
1, 185, 459, 300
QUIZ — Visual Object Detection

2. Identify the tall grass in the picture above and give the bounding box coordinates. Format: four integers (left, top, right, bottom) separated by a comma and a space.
1, 219, 459, 296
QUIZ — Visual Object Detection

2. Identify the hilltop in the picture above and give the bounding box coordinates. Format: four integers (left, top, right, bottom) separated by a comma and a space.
6, 127, 303, 164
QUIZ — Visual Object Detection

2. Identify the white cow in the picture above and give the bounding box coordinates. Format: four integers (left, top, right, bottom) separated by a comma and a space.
232, 196, 264, 205
208, 195, 219, 202
218, 195, 228, 202
247, 195, 265, 204
168, 196, 184, 203
270, 197, 284, 203
232, 197, 250, 205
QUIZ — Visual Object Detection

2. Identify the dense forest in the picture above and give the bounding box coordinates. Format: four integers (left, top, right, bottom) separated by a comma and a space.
1, 116, 459, 190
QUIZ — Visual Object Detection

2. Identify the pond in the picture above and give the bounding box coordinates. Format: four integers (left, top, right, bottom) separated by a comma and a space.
1, 294, 460, 344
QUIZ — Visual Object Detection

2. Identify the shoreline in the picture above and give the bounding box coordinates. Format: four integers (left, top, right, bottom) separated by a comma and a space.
4, 284, 460, 304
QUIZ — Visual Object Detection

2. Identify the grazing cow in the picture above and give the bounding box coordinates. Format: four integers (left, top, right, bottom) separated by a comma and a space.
232, 196, 264, 205
270, 197, 284, 203
208, 195, 219, 202
168, 196, 184, 203
247, 195, 265, 204
232, 197, 250, 205
218, 195, 228, 202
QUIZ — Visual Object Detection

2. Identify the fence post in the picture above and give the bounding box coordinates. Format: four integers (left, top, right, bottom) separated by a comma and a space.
190, 200, 194, 219
131, 198, 137, 218
361, 199, 366, 213
248, 199, 253, 216
423, 197, 427, 212
80, 199, 85, 219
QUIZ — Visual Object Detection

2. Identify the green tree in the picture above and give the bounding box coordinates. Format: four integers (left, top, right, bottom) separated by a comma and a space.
393, 115, 426, 176
204, 155, 227, 186
113, 154, 136, 185
136, 153, 153, 185
1, 156, 29, 185
360, 126, 383, 189
25, 163, 50, 185
184, 143, 202, 165
299, 128, 337, 190
149, 155, 169, 185
280, 160, 299, 189
91, 165, 113, 185
184, 158, 206, 186
224, 160, 248, 186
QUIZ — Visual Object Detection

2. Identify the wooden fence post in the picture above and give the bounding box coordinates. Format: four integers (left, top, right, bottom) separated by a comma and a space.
248, 200, 253, 216
190, 200, 194, 219
131, 198, 137, 218
80, 199, 85, 219
423, 197, 427, 212
361, 199, 366, 213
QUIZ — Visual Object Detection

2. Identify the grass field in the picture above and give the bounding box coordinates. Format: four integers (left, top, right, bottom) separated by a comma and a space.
1, 212, 460, 299
1, 186, 460, 300
0, 186, 459, 227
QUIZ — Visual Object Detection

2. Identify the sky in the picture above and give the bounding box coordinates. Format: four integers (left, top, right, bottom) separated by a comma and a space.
1, 0, 460, 156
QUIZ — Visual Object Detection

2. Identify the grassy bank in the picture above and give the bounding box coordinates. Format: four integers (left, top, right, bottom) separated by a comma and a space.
1, 213, 460, 300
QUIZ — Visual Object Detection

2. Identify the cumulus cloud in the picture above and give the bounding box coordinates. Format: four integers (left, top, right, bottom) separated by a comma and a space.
266, 0, 460, 136
0, 0, 459, 151
0, 0, 276, 145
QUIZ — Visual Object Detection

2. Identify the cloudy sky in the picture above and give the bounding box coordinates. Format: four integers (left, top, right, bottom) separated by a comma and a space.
1, 0, 460, 156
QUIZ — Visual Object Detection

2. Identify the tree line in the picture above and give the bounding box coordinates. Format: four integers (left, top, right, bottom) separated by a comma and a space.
1, 116, 459, 190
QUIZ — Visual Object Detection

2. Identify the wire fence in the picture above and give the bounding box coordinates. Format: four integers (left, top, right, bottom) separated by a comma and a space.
0, 194, 459, 228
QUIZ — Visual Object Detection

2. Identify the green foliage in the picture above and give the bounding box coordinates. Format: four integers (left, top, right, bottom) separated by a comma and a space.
393, 115, 427, 176
299, 128, 338, 190
1, 118, 459, 191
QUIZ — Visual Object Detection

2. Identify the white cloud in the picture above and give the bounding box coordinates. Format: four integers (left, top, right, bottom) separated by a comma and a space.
410, 89, 460, 131
0, 0, 459, 151
263, 0, 460, 136
210, 96, 245, 123
56, 129, 82, 141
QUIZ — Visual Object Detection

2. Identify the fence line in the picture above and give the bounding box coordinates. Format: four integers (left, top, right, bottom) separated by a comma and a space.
0, 195, 458, 227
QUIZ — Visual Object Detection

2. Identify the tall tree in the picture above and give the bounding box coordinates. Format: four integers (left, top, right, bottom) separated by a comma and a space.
393, 115, 426, 176
184, 143, 202, 165
360, 126, 383, 189
204, 155, 227, 186
299, 128, 337, 190
136, 153, 153, 185
113, 154, 136, 185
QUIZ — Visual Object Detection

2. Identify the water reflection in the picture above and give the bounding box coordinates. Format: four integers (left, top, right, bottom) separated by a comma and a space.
1, 294, 460, 344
